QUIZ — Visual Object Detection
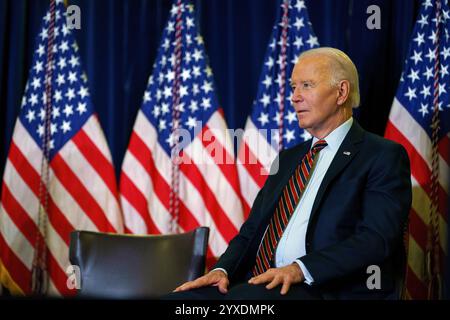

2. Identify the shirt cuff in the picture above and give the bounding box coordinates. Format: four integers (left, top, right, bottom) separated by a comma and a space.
210, 267, 228, 276
294, 260, 314, 285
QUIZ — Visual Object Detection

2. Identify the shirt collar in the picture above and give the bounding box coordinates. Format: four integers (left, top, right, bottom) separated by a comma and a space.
311, 117, 353, 152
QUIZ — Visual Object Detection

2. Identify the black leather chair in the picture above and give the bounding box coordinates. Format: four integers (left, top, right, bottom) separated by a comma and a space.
69, 227, 209, 299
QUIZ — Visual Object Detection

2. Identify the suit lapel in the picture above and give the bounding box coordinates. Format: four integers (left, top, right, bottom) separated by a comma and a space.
307, 121, 365, 231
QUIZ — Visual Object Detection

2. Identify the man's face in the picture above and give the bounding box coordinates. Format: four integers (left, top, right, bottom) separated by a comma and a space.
290, 55, 342, 137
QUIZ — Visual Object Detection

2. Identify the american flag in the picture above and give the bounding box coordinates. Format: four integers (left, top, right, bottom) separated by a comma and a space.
119, 0, 244, 266
0, 0, 123, 296
385, 0, 449, 299
237, 0, 319, 216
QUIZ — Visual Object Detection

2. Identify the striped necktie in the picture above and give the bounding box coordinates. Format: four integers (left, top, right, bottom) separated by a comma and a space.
253, 139, 328, 276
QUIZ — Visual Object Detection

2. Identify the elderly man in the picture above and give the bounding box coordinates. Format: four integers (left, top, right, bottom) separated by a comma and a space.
167, 47, 412, 300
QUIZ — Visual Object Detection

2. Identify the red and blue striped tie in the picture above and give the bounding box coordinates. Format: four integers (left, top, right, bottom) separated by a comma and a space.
253, 139, 328, 276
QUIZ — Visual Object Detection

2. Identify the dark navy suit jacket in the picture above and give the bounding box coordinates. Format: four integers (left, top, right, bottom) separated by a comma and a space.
214, 120, 412, 299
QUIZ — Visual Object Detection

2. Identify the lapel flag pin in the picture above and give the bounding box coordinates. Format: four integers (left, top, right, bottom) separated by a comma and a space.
343, 151, 351, 156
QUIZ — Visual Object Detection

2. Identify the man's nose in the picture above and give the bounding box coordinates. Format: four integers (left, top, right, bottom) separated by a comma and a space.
291, 87, 303, 102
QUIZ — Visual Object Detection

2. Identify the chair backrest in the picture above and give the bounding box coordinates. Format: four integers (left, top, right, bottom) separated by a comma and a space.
69, 227, 209, 299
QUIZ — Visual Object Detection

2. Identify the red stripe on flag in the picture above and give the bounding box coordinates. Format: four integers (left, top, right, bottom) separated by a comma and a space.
1, 184, 73, 296
47, 248, 75, 296
120, 173, 159, 234
385, 122, 448, 222
1, 183, 38, 246
124, 132, 205, 237
408, 208, 428, 251
179, 157, 238, 242
51, 154, 116, 232
203, 125, 249, 216
127, 131, 171, 210
72, 129, 119, 200
8, 142, 74, 245
239, 142, 268, 188
0, 232, 32, 295
126, 132, 203, 231
405, 265, 428, 300
177, 200, 201, 232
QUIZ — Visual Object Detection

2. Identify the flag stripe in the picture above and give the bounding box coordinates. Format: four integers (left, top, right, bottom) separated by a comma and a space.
127, 131, 172, 208
386, 121, 448, 217
180, 156, 239, 242
8, 143, 74, 245
2, 164, 75, 295
0, 187, 71, 296
60, 138, 123, 231
386, 98, 449, 190
0, 1, 123, 296
12, 121, 101, 233
120, 173, 159, 234
405, 264, 428, 300
72, 128, 118, 198
127, 113, 230, 255
238, 143, 268, 188
51, 154, 116, 232
120, 196, 150, 234
186, 134, 243, 229
409, 208, 428, 252
243, 119, 279, 168
0, 232, 30, 295
122, 132, 228, 256
120, 151, 173, 234
82, 115, 115, 162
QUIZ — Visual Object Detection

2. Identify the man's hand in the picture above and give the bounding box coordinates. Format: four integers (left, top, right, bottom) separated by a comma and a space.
248, 263, 305, 295
173, 269, 229, 294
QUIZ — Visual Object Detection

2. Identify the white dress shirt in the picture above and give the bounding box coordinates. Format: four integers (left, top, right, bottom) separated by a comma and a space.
214, 118, 353, 285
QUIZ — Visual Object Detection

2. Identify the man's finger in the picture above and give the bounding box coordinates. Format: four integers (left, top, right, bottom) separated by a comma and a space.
249, 269, 275, 284
280, 280, 291, 295
249, 273, 270, 284
217, 278, 229, 294
174, 278, 205, 292
173, 281, 192, 292
265, 276, 281, 290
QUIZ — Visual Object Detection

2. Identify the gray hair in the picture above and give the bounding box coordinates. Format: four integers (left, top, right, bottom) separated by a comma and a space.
298, 47, 360, 108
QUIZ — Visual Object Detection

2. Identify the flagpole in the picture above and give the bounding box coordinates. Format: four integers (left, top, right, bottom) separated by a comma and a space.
427, 0, 443, 300
277, 0, 290, 152
170, 0, 184, 234
32, 0, 57, 296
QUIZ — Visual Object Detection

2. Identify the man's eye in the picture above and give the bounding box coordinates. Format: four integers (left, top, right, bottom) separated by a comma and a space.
303, 83, 311, 88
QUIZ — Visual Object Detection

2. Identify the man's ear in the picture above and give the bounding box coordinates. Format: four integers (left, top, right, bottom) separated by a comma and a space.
336, 80, 350, 106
